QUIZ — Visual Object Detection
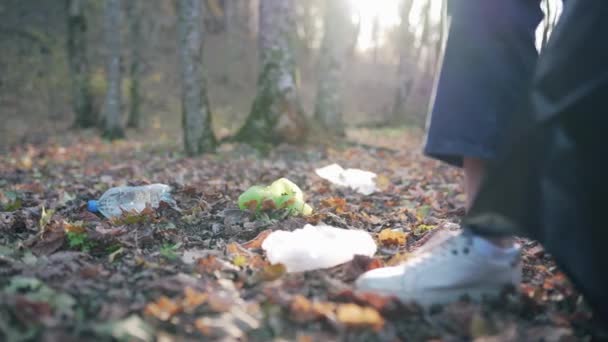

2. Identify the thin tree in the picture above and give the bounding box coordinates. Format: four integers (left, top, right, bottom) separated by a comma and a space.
391, 0, 416, 124
235, 0, 306, 144
67, 0, 94, 128
126, 0, 143, 129
314, 0, 351, 136
101, 0, 124, 139
177, 0, 216, 155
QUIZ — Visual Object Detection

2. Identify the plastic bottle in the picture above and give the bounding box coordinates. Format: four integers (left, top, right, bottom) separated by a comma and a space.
87, 184, 176, 218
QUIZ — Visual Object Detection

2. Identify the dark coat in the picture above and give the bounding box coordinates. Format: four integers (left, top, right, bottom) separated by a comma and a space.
465, 0, 608, 322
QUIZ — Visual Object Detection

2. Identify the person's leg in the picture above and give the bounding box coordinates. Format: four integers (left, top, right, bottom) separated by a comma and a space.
463, 157, 484, 210
466, 0, 608, 321
464, 157, 515, 247
357, 0, 543, 306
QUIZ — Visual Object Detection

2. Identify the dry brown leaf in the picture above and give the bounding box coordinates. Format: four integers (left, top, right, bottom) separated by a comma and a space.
320, 197, 347, 214
194, 317, 212, 336
207, 292, 234, 313
290, 295, 336, 322
247, 255, 269, 269
64, 221, 86, 234
225, 242, 249, 256
289, 295, 318, 322
259, 263, 286, 281
386, 252, 410, 266
182, 287, 208, 311
144, 296, 181, 321
195, 255, 223, 274
242, 229, 272, 249
378, 229, 407, 246
338, 306, 383, 326
344, 255, 384, 281
335, 303, 384, 330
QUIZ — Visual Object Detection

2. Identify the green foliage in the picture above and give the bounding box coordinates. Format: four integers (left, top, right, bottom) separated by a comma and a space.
1, 191, 22, 211
413, 224, 436, 236
4, 276, 76, 315
66, 230, 95, 252
160, 243, 179, 260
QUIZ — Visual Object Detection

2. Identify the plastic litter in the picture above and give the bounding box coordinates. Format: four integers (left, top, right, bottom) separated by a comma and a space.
238, 178, 312, 216
315, 164, 378, 195
261, 224, 377, 272
87, 184, 176, 219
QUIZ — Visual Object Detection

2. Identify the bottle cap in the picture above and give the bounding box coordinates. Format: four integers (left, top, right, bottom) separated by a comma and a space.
87, 200, 99, 213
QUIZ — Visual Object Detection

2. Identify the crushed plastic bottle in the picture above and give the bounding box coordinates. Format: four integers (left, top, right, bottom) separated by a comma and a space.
261, 224, 377, 272
87, 184, 176, 219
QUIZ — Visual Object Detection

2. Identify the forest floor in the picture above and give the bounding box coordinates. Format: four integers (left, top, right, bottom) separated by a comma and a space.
0, 128, 605, 341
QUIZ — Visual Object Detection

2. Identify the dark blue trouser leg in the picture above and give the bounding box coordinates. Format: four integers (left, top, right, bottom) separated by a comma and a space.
424, 0, 543, 167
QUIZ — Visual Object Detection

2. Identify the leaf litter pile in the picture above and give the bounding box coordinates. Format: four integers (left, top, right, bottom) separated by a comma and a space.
0, 129, 605, 341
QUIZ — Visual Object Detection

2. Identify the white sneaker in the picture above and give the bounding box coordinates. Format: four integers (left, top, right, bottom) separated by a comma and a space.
356, 230, 521, 308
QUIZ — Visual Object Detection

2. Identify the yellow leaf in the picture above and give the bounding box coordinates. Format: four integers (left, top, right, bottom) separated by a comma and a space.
378, 229, 407, 247
336, 303, 384, 330
39, 206, 55, 231
375, 174, 391, 191
232, 255, 248, 267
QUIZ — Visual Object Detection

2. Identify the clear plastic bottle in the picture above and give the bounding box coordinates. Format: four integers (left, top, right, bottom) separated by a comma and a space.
87, 184, 176, 218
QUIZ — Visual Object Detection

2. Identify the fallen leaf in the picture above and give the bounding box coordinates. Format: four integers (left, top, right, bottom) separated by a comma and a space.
378, 229, 407, 247
39, 206, 55, 231
182, 287, 208, 311
289, 295, 336, 323
335, 303, 384, 330
320, 197, 347, 214
232, 255, 248, 267
386, 253, 410, 266
225, 242, 249, 256
144, 296, 181, 321
195, 255, 223, 274
242, 229, 272, 249
207, 292, 234, 313
108, 247, 124, 263
27, 221, 65, 256
344, 255, 384, 281
259, 263, 286, 281
64, 221, 86, 234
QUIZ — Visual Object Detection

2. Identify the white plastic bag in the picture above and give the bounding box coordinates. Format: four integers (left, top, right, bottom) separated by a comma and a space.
315, 164, 378, 195
261, 224, 377, 272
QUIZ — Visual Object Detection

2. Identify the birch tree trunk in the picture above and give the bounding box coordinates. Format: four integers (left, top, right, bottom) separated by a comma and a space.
314, 0, 351, 136
101, 0, 124, 139
391, 0, 416, 124
67, 0, 94, 128
178, 0, 216, 155
126, 0, 143, 129
235, 0, 306, 144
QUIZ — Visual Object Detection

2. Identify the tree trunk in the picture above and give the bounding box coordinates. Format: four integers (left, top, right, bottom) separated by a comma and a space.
126, 0, 143, 129
178, 0, 216, 155
235, 0, 306, 145
391, 0, 416, 124
314, 0, 350, 136
102, 0, 124, 139
67, 0, 94, 128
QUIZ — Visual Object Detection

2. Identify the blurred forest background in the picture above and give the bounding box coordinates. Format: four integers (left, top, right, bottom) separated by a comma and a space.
0, 0, 561, 152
